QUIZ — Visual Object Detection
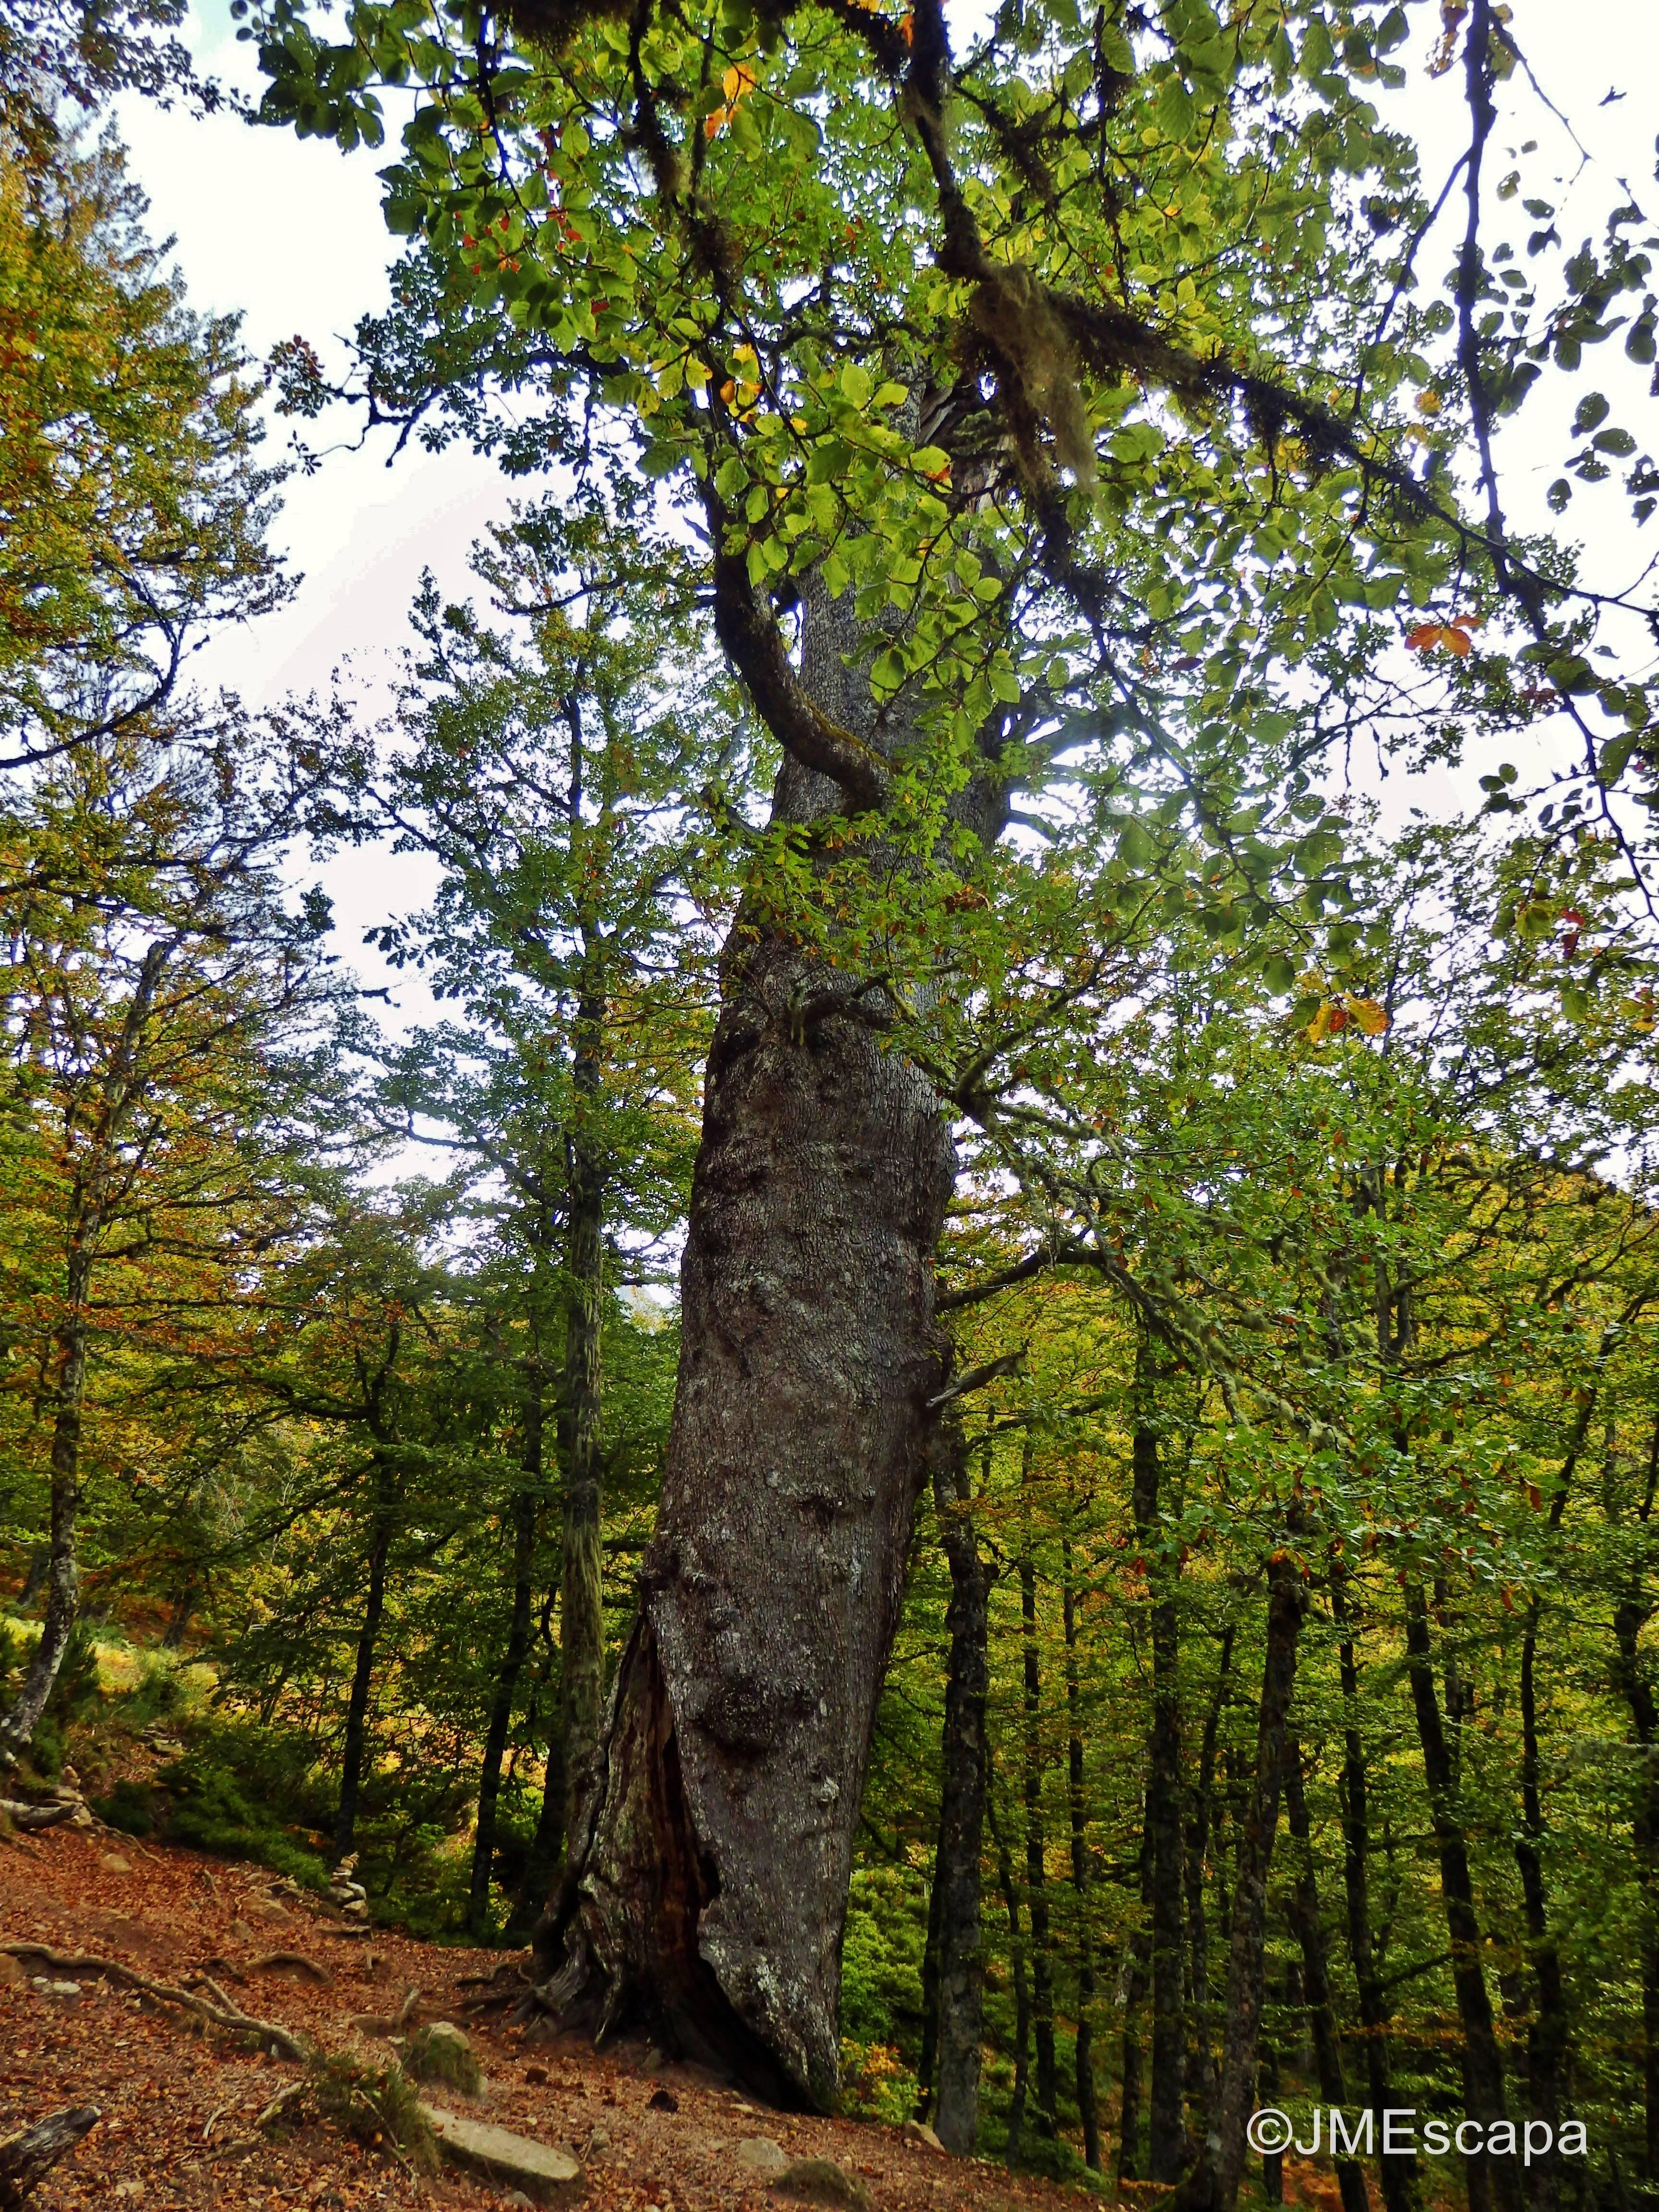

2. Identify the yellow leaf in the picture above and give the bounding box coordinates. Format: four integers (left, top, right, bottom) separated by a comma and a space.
1348, 996, 1390, 1035
1307, 1001, 1338, 1044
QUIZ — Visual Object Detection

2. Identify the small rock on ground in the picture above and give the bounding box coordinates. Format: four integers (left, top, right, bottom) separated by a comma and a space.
419, 2103, 583, 2202
735, 2137, 789, 2179
901, 2119, 945, 2153
774, 2155, 873, 2210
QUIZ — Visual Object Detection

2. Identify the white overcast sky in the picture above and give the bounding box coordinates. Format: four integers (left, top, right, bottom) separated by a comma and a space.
112, 0, 1658, 1016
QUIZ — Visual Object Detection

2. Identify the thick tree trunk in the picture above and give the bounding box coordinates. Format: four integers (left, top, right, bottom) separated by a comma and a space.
1132, 1382, 1186, 2182
1403, 1580, 1521, 2212
928, 1419, 988, 2154
335, 1462, 397, 1859
1021, 1535, 1060, 2137
1174, 1534, 1306, 2212
1284, 1745, 1370, 2212
1331, 1571, 1417, 2212
527, 555, 970, 2104
1063, 1533, 1101, 2171
560, 990, 608, 1846
469, 1441, 540, 1936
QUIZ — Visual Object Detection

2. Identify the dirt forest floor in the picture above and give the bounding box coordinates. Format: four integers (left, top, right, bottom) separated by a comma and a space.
0, 1825, 1350, 2212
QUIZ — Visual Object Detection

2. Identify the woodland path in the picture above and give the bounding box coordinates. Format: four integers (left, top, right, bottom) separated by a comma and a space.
1, 1825, 1104, 2212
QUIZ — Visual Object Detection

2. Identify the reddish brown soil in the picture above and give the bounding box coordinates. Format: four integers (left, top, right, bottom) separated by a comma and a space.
1, 1825, 1100, 2211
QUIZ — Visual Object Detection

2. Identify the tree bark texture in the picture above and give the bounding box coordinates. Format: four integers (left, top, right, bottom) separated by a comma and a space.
1175, 1535, 1307, 2212
929, 1419, 988, 2154
0, 2106, 101, 2211
1516, 1606, 1568, 2212
531, 576, 959, 2104
1132, 1386, 1186, 2183
1284, 1744, 1370, 2212
1404, 1580, 1522, 2212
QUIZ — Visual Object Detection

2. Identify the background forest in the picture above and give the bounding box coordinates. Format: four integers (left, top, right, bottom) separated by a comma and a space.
3, 0, 1659, 2209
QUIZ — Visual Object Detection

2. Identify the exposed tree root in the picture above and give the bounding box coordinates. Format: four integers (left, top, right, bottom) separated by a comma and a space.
0, 1942, 309, 2063
247, 1951, 334, 1986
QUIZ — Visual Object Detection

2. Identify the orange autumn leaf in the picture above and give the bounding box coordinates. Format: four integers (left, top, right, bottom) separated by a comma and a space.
1348, 996, 1390, 1035
704, 61, 757, 137
1406, 615, 1480, 657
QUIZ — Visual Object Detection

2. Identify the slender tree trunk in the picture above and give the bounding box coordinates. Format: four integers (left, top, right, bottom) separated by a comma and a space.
559, 986, 608, 1846
336, 1459, 397, 1859
988, 1777, 1032, 2166
0, 943, 166, 1758
1022, 1533, 1059, 2137
1063, 1533, 1101, 2171
1515, 1606, 1568, 2212
1174, 1533, 1307, 2212
1404, 1580, 1521, 2212
469, 1408, 541, 1935
509, 1585, 565, 1942
1133, 1379, 1186, 2181
1258, 2007, 1283, 2206
917, 1839, 944, 2123
1611, 1552, 1659, 2179
1331, 1571, 1417, 2212
1285, 1745, 1370, 2212
1119, 1817, 1155, 2185
929, 1417, 988, 2154
1185, 1624, 1234, 2129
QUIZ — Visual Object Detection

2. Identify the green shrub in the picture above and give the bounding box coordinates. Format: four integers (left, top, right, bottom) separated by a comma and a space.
157, 1753, 326, 1887
291, 2053, 438, 2173
92, 1777, 158, 1837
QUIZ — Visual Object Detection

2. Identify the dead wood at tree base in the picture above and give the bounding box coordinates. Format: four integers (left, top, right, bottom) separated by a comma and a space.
0, 2106, 101, 2209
